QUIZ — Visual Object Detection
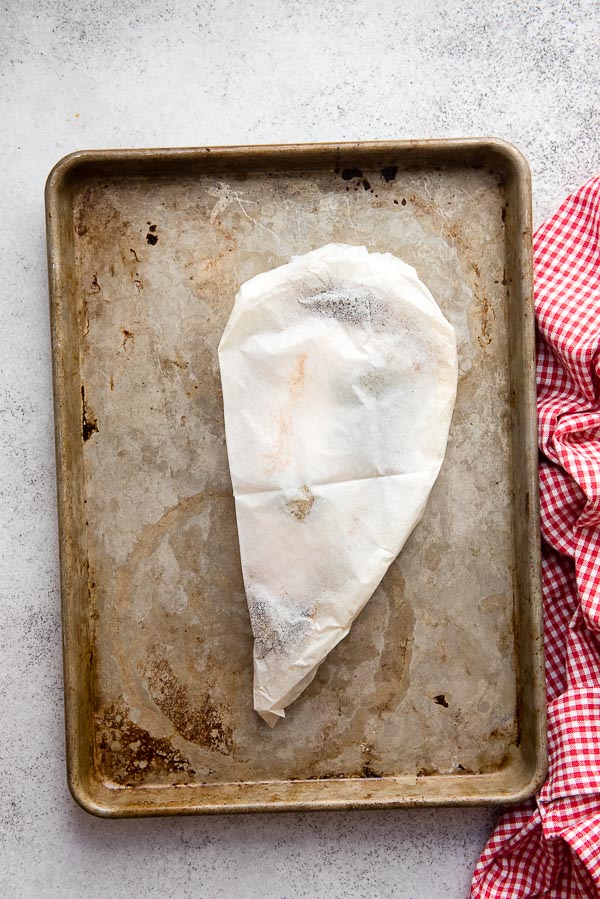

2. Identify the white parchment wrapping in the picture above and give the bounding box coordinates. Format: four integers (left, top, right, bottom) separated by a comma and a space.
218, 244, 458, 726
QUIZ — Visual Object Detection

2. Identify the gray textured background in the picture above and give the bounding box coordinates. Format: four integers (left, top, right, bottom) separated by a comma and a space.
0, 1, 598, 897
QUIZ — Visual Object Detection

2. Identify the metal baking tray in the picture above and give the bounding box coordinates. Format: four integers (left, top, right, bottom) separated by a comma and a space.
46, 139, 546, 816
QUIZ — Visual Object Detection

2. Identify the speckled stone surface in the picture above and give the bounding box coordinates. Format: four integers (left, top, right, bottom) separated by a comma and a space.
0, 1, 597, 897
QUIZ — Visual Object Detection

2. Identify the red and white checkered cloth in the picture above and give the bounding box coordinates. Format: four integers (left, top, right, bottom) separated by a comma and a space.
471, 174, 600, 898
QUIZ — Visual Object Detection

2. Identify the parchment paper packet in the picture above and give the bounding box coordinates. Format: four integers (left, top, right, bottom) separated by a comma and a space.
218, 244, 458, 726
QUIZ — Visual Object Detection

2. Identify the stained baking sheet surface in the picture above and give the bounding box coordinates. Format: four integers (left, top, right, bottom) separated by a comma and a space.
46, 140, 545, 815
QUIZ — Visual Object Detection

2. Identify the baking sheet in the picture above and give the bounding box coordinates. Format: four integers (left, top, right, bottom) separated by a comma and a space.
46, 140, 546, 815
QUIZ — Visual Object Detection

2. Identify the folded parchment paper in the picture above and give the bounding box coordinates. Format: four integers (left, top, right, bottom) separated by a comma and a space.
218, 244, 458, 725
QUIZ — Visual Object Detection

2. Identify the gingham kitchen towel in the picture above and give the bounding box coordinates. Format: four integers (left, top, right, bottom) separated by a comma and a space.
471, 174, 600, 898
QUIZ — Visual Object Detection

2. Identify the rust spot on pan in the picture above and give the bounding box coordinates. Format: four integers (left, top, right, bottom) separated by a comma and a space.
162, 357, 189, 371
478, 295, 495, 348
145, 656, 233, 755
121, 328, 134, 350
81, 385, 98, 441
96, 701, 195, 785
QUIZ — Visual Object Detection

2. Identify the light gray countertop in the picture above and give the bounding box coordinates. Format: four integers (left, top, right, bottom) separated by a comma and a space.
1, 2, 598, 897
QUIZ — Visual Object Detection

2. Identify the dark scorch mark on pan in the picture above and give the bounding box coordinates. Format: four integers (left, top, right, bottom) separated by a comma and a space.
362, 763, 383, 778
81, 385, 98, 441
381, 166, 398, 182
